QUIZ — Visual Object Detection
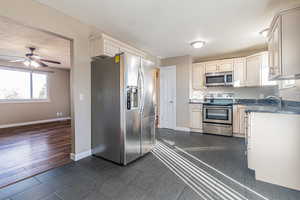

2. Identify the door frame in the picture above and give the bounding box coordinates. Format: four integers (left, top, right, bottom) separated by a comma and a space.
159, 65, 176, 130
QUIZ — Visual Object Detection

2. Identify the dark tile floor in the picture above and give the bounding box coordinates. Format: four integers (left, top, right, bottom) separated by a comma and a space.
0, 129, 299, 200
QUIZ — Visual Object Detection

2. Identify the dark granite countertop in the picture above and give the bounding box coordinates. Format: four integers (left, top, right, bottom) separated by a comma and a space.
245, 106, 300, 115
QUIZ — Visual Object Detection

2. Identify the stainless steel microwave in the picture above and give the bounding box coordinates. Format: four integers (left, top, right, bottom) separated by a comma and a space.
205, 72, 233, 87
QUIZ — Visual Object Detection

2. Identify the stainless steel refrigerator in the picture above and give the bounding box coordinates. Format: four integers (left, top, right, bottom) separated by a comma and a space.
91, 53, 156, 165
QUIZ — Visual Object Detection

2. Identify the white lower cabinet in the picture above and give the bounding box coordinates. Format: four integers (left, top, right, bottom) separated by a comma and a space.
246, 112, 300, 191
233, 105, 246, 137
189, 104, 203, 132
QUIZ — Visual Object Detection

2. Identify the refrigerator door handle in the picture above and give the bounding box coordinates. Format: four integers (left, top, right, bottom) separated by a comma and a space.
140, 69, 145, 114
138, 69, 143, 113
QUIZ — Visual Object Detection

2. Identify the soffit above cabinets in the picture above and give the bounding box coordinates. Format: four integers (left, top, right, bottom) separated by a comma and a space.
36, 0, 299, 59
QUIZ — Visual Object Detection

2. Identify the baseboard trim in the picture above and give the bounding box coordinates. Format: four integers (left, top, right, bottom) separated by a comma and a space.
175, 127, 191, 132
0, 117, 71, 129
190, 128, 203, 133
233, 134, 245, 138
70, 149, 92, 161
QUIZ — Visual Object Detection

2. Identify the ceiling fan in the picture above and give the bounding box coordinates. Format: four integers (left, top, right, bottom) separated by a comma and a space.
2, 47, 61, 67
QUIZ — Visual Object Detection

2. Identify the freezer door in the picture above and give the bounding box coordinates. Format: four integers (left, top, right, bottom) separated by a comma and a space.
122, 53, 142, 164
141, 59, 156, 155
91, 57, 121, 164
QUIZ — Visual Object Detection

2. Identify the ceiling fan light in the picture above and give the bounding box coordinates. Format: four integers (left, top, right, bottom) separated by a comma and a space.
191, 41, 206, 49
23, 60, 30, 66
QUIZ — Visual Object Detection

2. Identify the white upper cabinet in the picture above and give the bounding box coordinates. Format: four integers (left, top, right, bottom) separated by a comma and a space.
205, 61, 218, 73
193, 52, 277, 88
192, 63, 205, 90
90, 33, 147, 59
233, 58, 246, 87
268, 16, 282, 80
245, 54, 262, 87
205, 59, 233, 73
218, 59, 234, 72
245, 52, 276, 87
268, 7, 300, 80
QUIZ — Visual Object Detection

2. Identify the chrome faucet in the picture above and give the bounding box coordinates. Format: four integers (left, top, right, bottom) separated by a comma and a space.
265, 95, 283, 110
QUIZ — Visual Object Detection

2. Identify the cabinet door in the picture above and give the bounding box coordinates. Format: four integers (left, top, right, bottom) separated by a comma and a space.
272, 18, 282, 77
268, 34, 275, 78
239, 106, 246, 137
233, 58, 246, 87
261, 52, 277, 86
190, 110, 202, 129
233, 105, 240, 133
192, 63, 205, 90
218, 59, 233, 72
205, 62, 218, 73
246, 54, 261, 87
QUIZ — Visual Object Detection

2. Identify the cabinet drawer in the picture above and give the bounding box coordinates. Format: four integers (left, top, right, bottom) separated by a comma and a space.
190, 104, 203, 111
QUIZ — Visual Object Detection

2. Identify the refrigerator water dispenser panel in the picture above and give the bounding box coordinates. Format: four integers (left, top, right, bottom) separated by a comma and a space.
127, 86, 139, 110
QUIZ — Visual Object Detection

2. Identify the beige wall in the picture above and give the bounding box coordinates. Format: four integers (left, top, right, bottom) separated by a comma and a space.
0, 0, 94, 155
0, 67, 70, 125
160, 55, 192, 128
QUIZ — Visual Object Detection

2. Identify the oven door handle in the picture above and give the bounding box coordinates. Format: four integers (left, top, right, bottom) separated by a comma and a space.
203, 106, 232, 109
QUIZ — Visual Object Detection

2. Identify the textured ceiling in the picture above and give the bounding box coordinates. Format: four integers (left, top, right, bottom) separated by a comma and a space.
35, 0, 300, 59
0, 16, 71, 69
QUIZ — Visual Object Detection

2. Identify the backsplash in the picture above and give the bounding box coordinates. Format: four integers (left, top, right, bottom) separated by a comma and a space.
279, 80, 300, 101
191, 86, 279, 99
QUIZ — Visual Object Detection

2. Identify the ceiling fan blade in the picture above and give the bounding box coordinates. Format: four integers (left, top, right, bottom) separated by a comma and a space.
9, 59, 27, 63
38, 61, 48, 67
40, 59, 61, 64
34, 60, 48, 67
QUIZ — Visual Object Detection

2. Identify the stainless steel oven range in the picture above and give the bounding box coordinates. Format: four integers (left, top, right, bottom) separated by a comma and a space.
203, 98, 233, 136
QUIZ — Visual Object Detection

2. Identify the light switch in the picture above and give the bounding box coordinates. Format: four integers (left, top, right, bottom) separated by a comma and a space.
79, 93, 84, 101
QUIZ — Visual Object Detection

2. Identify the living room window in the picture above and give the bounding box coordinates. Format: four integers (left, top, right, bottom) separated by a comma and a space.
0, 67, 49, 102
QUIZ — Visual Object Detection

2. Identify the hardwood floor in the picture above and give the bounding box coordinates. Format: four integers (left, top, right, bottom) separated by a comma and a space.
0, 120, 72, 188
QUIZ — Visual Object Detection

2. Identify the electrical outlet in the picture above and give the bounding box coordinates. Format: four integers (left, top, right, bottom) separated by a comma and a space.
56, 112, 60, 117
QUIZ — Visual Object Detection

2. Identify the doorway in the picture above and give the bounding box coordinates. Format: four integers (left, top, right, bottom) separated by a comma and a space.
159, 66, 176, 130
0, 17, 72, 188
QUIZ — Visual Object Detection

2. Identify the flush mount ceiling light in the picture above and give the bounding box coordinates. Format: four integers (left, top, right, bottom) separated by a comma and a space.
190, 41, 206, 49
259, 28, 270, 38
